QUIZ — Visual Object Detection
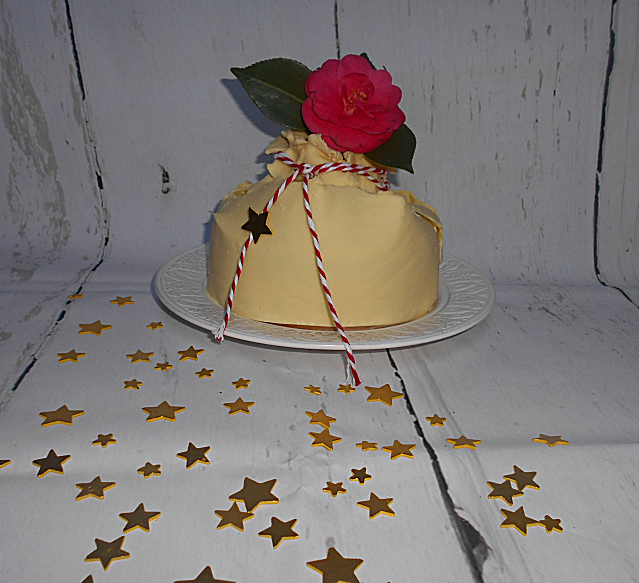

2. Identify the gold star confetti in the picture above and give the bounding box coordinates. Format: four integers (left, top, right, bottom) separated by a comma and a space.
147, 321, 163, 330
539, 515, 563, 533
39, 405, 84, 427
533, 434, 569, 447
500, 506, 539, 536
126, 349, 154, 363
78, 320, 112, 335
242, 207, 272, 243
306, 409, 336, 429
224, 397, 254, 415
92, 433, 116, 448
85, 536, 130, 571
323, 481, 347, 497
124, 379, 142, 390
57, 349, 85, 363
356, 441, 378, 451
426, 414, 447, 426
176, 443, 210, 469
487, 480, 524, 506
174, 566, 236, 583
137, 462, 161, 478
142, 401, 185, 422
232, 377, 251, 389
155, 361, 173, 371
215, 501, 254, 531
0, 460, 11, 469
304, 384, 322, 395
382, 440, 416, 459
258, 517, 299, 548
338, 383, 355, 394
357, 492, 395, 519
309, 428, 342, 451
229, 477, 279, 512
504, 465, 540, 491
111, 296, 134, 307
307, 547, 363, 583
365, 383, 403, 406
350, 468, 372, 485
119, 502, 161, 533
178, 346, 205, 361
75, 476, 116, 500
68, 293, 83, 299
446, 435, 481, 449
196, 368, 215, 378
32, 449, 70, 477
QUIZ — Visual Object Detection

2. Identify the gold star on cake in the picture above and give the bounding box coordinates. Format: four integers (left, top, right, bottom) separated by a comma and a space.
309, 428, 342, 451
92, 433, 116, 448
323, 481, 347, 497
307, 547, 363, 583
357, 492, 395, 519
304, 384, 322, 395
196, 368, 215, 378
174, 566, 236, 583
356, 440, 378, 451
78, 320, 112, 335
242, 207, 272, 242
0, 460, 11, 469
446, 435, 481, 449
147, 321, 163, 330
232, 377, 251, 389
533, 434, 569, 447
57, 349, 85, 363
137, 462, 161, 478
119, 502, 161, 533
68, 293, 83, 299
85, 536, 130, 571
229, 477, 278, 512
350, 468, 372, 485
258, 517, 299, 548
126, 349, 154, 363
215, 501, 254, 531
382, 440, 416, 459
365, 383, 403, 406
39, 405, 84, 427
32, 449, 70, 477
75, 476, 116, 500
224, 397, 254, 415
426, 414, 447, 426
178, 346, 204, 361
176, 443, 210, 469
338, 383, 355, 394
110, 296, 134, 307
538, 515, 563, 533
143, 401, 185, 422
487, 480, 524, 506
504, 465, 540, 491
124, 379, 142, 390
154, 361, 173, 371
306, 409, 336, 429
500, 506, 539, 536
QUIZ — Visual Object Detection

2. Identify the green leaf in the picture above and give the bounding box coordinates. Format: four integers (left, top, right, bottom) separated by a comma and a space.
231, 58, 312, 130
365, 124, 416, 173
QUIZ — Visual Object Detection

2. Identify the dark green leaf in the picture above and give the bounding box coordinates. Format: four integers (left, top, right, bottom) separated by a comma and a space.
366, 124, 416, 173
231, 58, 312, 130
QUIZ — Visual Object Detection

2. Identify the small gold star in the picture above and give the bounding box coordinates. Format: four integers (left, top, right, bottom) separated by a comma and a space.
215, 502, 254, 531
242, 207, 272, 243
39, 405, 84, 427
0, 460, 10, 469
124, 379, 142, 390
32, 449, 70, 477
305, 409, 336, 429
142, 401, 185, 422
487, 480, 524, 506
119, 502, 161, 533
538, 515, 563, 533
176, 442, 210, 469
350, 467, 372, 485
382, 440, 416, 459
75, 476, 116, 500
137, 462, 161, 478
323, 481, 347, 497
304, 384, 322, 395
446, 435, 481, 449
232, 377, 251, 389
85, 536, 130, 571
258, 517, 299, 548
533, 434, 569, 447
426, 414, 447, 426
92, 433, 116, 448
309, 428, 342, 451
357, 492, 395, 519
154, 361, 173, 371
356, 440, 378, 451
229, 477, 278, 512
174, 566, 236, 583
338, 383, 355, 394
80, 576, 93, 583
307, 547, 363, 583
57, 349, 85, 363
147, 321, 163, 330
500, 506, 539, 536
126, 349, 154, 363
196, 368, 215, 378
110, 296, 134, 307
68, 293, 83, 299
365, 383, 403, 406
223, 397, 254, 415
504, 465, 540, 491
178, 346, 205, 361
78, 320, 112, 335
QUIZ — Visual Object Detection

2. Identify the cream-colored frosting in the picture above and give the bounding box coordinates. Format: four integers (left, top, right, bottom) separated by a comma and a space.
207, 131, 443, 328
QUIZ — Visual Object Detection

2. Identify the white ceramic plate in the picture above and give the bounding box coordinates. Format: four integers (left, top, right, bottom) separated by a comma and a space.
154, 245, 495, 351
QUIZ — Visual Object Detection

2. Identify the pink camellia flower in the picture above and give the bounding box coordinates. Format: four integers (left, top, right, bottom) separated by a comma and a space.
301, 54, 406, 153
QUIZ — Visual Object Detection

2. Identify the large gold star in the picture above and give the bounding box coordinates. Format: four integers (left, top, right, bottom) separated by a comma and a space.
307, 547, 363, 583
232, 377, 251, 389
124, 378, 143, 390
349, 468, 372, 485
214, 502, 254, 531
323, 481, 347, 497
196, 368, 215, 378
154, 361, 173, 371
223, 397, 254, 415
137, 462, 161, 478
178, 346, 205, 361
503, 465, 540, 491
39, 405, 84, 427
500, 506, 539, 536
365, 384, 403, 406
142, 401, 185, 422
425, 414, 447, 426
446, 435, 481, 449
110, 296, 134, 307
126, 349, 154, 363
306, 409, 336, 429
119, 502, 161, 533
229, 477, 278, 512
356, 441, 378, 451
538, 515, 563, 533
57, 349, 85, 363
242, 207, 272, 243
357, 492, 395, 519
533, 434, 569, 447
85, 536, 130, 571
75, 476, 116, 500
487, 480, 524, 506
32, 449, 70, 477
176, 443, 211, 469
78, 320, 112, 335
382, 440, 416, 459
174, 566, 236, 583
338, 383, 355, 394
309, 428, 342, 451
0, 460, 10, 469
92, 433, 116, 448
304, 384, 322, 395
258, 517, 299, 548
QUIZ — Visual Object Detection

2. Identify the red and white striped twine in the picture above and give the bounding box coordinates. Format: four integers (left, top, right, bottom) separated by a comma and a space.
215, 152, 390, 386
